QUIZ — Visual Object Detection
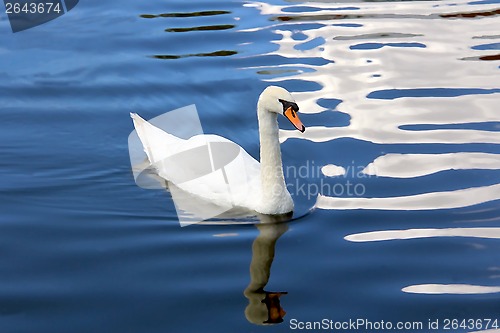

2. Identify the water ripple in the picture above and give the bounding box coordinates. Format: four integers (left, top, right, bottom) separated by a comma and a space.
152, 50, 237, 59
350, 42, 426, 49
367, 88, 500, 99
140, 10, 231, 19
165, 24, 235, 33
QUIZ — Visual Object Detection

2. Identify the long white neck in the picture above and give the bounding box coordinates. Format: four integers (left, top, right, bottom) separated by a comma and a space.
257, 102, 293, 214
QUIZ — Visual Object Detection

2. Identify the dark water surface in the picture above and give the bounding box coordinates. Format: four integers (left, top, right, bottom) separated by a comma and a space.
1, 0, 500, 332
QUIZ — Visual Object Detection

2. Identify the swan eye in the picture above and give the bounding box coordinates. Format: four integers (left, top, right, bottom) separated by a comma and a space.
278, 99, 299, 113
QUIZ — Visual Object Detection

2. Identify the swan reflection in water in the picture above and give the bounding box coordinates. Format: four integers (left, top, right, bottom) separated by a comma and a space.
173, 195, 292, 325
244, 213, 290, 325
169, 187, 292, 325
132, 165, 292, 324
167, 187, 292, 324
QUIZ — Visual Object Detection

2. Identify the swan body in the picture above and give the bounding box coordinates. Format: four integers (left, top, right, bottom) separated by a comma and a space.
131, 86, 304, 215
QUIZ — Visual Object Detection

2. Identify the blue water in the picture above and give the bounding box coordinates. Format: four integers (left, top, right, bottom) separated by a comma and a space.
1, 0, 500, 332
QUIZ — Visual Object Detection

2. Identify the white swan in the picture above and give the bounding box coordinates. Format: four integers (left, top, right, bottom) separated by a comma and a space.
131, 86, 305, 216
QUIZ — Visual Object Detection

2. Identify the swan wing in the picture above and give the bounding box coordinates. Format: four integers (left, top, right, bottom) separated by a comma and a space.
131, 113, 262, 211
168, 134, 262, 210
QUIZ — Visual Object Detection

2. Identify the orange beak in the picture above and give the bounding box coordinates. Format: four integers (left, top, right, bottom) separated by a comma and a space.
284, 107, 305, 133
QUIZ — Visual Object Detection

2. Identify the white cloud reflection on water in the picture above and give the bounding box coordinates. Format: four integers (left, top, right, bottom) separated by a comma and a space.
316, 183, 500, 210
345, 227, 500, 242
245, 0, 500, 211
402, 284, 500, 294
362, 153, 500, 178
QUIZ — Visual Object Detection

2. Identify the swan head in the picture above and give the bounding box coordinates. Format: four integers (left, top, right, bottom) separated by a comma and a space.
258, 86, 305, 133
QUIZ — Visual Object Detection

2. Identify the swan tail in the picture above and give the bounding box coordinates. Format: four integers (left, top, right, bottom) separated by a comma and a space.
130, 112, 181, 164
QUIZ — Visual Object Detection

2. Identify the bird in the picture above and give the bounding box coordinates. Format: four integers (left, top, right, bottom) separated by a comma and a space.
130, 86, 305, 216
